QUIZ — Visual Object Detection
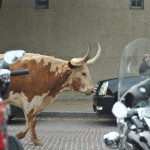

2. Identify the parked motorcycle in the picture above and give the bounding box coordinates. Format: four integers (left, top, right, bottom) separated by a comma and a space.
0, 50, 29, 150
103, 38, 150, 150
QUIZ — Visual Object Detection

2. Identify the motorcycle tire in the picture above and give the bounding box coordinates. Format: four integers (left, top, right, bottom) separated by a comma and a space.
8, 135, 24, 150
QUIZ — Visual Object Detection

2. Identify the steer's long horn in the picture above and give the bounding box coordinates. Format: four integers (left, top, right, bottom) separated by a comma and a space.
70, 43, 91, 66
86, 42, 101, 65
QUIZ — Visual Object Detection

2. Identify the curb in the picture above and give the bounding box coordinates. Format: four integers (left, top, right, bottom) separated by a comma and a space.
37, 112, 115, 119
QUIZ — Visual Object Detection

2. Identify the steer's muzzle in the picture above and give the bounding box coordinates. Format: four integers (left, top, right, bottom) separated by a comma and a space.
86, 89, 94, 95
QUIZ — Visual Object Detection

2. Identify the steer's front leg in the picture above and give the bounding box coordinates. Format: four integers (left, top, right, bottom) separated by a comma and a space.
27, 110, 42, 145
16, 115, 29, 139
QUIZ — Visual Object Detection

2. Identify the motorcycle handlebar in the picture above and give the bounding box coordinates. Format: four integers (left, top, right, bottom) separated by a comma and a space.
127, 109, 138, 118
10, 69, 29, 76
131, 116, 144, 131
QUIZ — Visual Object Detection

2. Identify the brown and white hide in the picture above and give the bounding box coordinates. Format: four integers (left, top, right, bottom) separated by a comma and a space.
2, 43, 101, 145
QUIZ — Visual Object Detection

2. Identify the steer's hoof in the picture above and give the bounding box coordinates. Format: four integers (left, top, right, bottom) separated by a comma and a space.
33, 139, 42, 146
16, 132, 25, 139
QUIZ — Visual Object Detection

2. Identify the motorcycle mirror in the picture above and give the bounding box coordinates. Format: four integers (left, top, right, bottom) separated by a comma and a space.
112, 102, 127, 119
4, 50, 26, 64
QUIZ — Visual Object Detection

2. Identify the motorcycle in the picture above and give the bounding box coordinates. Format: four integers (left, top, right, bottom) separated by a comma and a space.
0, 50, 29, 150
103, 38, 150, 150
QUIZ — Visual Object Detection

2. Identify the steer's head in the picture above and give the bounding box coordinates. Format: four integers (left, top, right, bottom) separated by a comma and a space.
66, 43, 101, 95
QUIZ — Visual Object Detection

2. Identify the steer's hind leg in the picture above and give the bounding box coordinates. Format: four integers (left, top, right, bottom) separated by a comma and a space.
27, 111, 42, 145
16, 116, 30, 139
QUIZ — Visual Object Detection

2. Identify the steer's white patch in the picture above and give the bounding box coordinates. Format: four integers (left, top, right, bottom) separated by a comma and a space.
23, 93, 49, 114
22, 54, 67, 74
7, 91, 49, 115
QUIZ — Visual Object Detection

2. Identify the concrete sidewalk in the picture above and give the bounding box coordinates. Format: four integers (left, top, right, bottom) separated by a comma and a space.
12, 98, 114, 120
44, 99, 93, 113
38, 99, 105, 119
41, 99, 114, 119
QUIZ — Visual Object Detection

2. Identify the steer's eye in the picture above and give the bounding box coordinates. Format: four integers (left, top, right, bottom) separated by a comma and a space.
82, 72, 86, 77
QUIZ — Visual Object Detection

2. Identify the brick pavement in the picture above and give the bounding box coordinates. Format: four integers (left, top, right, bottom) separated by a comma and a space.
8, 117, 117, 150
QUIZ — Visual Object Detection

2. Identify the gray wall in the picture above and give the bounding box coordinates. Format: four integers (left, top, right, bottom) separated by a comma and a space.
0, 0, 150, 100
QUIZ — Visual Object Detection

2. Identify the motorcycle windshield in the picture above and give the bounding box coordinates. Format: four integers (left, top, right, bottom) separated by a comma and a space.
118, 38, 150, 100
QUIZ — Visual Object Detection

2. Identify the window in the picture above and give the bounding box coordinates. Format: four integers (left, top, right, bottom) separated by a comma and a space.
130, 0, 144, 9
35, 0, 49, 9
0, 0, 2, 9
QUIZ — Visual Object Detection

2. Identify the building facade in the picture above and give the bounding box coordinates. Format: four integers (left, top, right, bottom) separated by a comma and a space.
0, 0, 149, 100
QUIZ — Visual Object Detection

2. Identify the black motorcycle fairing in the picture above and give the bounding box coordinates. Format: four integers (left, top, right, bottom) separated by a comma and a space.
122, 78, 150, 108
128, 130, 150, 150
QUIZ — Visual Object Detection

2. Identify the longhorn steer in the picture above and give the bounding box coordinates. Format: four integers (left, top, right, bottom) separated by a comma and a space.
4, 43, 101, 145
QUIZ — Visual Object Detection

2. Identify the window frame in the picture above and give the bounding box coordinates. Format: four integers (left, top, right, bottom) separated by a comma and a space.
129, 0, 144, 10
35, 0, 49, 9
